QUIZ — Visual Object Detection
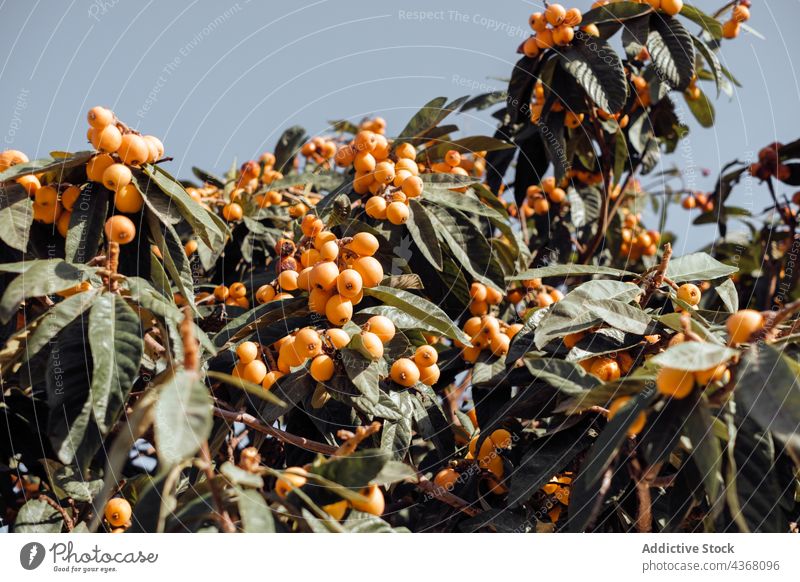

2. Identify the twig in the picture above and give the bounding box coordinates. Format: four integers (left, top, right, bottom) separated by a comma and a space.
36, 494, 74, 532
333, 421, 381, 457
639, 242, 672, 307
198, 442, 236, 533
213, 408, 338, 455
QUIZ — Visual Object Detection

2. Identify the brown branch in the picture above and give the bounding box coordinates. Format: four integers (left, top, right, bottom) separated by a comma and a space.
198, 442, 236, 533
639, 242, 672, 307
36, 494, 74, 532
213, 408, 337, 455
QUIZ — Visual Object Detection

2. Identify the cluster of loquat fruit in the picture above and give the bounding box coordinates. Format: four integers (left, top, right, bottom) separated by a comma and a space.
434, 428, 514, 495
749, 142, 791, 183
300, 136, 338, 166
459, 313, 523, 363
336, 126, 424, 226
252, 219, 385, 324
84, 106, 167, 246
681, 191, 715, 213
520, 175, 568, 217
522, 4, 587, 58
618, 209, 661, 260
467, 281, 504, 316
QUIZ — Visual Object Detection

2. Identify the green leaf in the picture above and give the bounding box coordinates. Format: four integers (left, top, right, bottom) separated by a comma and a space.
508, 420, 594, 508
684, 88, 715, 128
613, 129, 628, 186
692, 37, 724, 97
736, 344, 800, 449
584, 298, 651, 335
621, 14, 651, 59
142, 165, 228, 250
191, 166, 224, 188
427, 205, 504, 291
665, 252, 737, 282
559, 34, 628, 113
406, 199, 443, 270
509, 264, 635, 281
363, 286, 470, 344
236, 487, 275, 532
680, 3, 723, 40
66, 182, 110, 263
154, 371, 213, 466
715, 278, 738, 313
0, 182, 33, 251
207, 370, 286, 407
534, 281, 643, 347
647, 15, 696, 91
13, 498, 64, 533
398, 96, 467, 140
41, 460, 103, 502
580, 1, 651, 25
22, 289, 99, 361
311, 449, 390, 490
684, 397, 723, 507
422, 135, 514, 161
523, 356, 600, 394
0, 150, 94, 182
88, 293, 143, 433
0, 259, 96, 323
273, 125, 307, 173
146, 209, 197, 313
650, 342, 736, 371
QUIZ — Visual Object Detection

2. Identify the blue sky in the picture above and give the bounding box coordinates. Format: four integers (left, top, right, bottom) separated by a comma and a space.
2, 0, 799, 250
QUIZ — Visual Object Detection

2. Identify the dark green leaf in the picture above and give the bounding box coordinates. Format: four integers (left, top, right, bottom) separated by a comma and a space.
89, 293, 143, 434
559, 34, 628, 113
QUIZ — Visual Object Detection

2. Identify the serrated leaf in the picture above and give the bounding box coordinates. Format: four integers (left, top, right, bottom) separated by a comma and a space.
154, 371, 213, 465
680, 3, 723, 40
0, 182, 33, 251
684, 88, 715, 128
66, 182, 110, 263
650, 342, 736, 371
647, 15, 696, 90
363, 286, 469, 344
88, 293, 143, 434
236, 487, 275, 532
0, 259, 96, 323
580, 1, 651, 25
665, 252, 737, 282
559, 34, 628, 113
406, 199, 442, 270
13, 498, 64, 533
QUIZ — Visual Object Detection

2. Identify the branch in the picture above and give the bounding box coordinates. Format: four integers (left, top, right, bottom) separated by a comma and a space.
213, 408, 338, 455
36, 494, 74, 532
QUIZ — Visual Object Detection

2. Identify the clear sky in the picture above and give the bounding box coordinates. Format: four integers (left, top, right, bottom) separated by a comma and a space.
1, 0, 799, 251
